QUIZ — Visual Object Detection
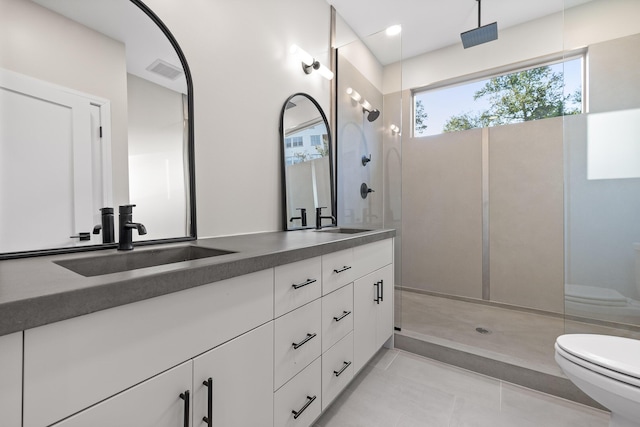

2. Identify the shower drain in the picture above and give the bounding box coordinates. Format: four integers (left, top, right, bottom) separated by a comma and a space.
475, 327, 492, 335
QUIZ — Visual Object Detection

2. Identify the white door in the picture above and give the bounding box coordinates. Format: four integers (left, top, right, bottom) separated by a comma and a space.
354, 270, 379, 373
0, 69, 109, 252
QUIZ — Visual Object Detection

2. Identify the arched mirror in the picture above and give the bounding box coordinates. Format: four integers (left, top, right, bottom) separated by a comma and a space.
0, 0, 196, 259
280, 93, 335, 230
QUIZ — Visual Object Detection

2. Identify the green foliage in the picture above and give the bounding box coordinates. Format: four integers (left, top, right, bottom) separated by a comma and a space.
444, 66, 582, 132
415, 99, 429, 134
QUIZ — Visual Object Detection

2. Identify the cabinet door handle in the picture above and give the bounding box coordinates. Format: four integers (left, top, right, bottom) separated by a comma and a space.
373, 282, 380, 304
292, 395, 317, 419
292, 278, 317, 290
334, 361, 352, 377
380, 279, 384, 302
292, 333, 317, 350
333, 310, 351, 322
179, 390, 190, 427
333, 266, 352, 274
202, 377, 212, 426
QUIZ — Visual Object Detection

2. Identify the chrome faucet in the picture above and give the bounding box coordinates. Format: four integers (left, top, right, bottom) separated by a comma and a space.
315, 207, 336, 230
118, 204, 147, 251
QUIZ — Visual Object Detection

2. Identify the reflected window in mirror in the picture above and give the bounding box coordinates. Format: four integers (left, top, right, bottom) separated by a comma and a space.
280, 93, 335, 231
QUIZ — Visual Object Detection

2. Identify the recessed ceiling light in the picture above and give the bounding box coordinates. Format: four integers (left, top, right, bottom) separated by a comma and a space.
385, 25, 402, 36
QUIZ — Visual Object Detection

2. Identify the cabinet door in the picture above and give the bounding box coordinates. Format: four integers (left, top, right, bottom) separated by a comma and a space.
353, 271, 378, 374
353, 264, 394, 373
193, 322, 274, 427
54, 361, 192, 427
0, 332, 22, 427
375, 264, 394, 349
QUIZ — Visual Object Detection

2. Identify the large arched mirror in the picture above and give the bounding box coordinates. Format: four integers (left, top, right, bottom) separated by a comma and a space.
280, 93, 335, 230
0, 0, 196, 259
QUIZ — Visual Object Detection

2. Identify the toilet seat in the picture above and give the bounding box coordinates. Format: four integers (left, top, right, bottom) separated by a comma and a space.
556, 334, 640, 388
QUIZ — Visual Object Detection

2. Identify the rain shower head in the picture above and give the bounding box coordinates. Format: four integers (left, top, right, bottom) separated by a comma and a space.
366, 109, 380, 122
461, 0, 498, 49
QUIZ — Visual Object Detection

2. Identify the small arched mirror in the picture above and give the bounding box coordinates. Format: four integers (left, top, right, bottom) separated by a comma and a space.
280, 93, 335, 230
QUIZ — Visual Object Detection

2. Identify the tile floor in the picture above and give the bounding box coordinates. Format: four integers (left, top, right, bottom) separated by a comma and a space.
315, 348, 609, 427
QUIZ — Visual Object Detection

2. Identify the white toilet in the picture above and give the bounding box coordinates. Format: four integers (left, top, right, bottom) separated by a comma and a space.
555, 334, 640, 426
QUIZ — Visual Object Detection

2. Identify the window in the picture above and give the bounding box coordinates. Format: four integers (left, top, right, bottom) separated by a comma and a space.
414, 56, 584, 137
285, 136, 303, 148
310, 135, 321, 146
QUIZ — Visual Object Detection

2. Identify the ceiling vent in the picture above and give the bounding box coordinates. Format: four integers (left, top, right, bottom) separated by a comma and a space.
146, 59, 183, 80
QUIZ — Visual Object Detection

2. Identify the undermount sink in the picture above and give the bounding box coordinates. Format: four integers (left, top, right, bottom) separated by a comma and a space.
55, 246, 235, 277
315, 227, 372, 234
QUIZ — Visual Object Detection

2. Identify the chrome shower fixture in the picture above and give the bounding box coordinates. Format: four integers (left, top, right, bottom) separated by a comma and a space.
461, 0, 498, 49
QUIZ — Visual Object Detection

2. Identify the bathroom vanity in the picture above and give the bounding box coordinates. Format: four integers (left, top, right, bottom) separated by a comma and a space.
0, 229, 394, 427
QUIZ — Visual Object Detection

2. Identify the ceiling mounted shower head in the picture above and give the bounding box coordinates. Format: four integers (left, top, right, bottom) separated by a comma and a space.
461, 0, 498, 49
367, 109, 380, 122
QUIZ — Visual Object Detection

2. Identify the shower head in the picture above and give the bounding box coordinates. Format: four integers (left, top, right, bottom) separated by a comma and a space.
461, 0, 498, 49
366, 109, 380, 122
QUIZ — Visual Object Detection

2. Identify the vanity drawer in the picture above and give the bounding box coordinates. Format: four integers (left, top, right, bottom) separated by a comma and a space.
352, 238, 393, 279
321, 332, 354, 411
321, 283, 353, 353
274, 357, 321, 427
274, 299, 322, 390
23, 269, 274, 427
322, 248, 354, 295
275, 257, 322, 317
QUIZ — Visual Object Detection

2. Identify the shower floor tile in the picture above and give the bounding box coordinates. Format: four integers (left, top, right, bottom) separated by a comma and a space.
399, 290, 640, 377
314, 348, 609, 427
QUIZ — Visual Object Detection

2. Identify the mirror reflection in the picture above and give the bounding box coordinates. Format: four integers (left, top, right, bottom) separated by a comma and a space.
0, 0, 194, 258
280, 93, 334, 230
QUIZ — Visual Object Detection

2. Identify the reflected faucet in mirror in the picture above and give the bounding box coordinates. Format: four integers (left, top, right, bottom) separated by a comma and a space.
118, 205, 147, 251
93, 207, 115, 244
290, 208, 308, 227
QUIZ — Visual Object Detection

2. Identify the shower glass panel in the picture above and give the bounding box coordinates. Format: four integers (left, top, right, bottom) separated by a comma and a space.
334, 19, 403, 329
563, 0, 640, 340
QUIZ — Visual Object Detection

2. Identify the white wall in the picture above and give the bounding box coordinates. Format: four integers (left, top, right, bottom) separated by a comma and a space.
142, 0, 333, 238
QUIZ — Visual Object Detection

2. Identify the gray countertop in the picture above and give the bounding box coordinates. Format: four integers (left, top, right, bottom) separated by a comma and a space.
0, 228, 395, 336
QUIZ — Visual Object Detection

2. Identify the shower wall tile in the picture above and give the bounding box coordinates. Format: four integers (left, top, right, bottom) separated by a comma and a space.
488, 117, 564, 313
402, 129, 483, 298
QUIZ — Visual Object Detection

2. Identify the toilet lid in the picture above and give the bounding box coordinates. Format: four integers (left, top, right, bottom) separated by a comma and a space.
556, 334, 640, 380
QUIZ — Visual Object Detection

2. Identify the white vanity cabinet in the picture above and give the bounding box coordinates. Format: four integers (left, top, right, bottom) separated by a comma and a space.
354, 264, 394, 373
193, 322, 274, 427
23, 269, 274, 427
0, 332, 22, 427
51, 361, 193, 427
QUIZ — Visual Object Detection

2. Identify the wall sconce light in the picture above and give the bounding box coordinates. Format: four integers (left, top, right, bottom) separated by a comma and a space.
346, 87, 362, 102
390, 124, 401, 135
290, 45, 334, 80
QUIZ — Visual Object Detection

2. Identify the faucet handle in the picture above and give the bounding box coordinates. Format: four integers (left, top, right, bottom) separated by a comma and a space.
119, 204, 137, 214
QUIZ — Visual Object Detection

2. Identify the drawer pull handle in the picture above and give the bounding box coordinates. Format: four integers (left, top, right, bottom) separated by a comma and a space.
179, 390, 190, 427
292, 278, 317, 289
292, 333, 317, 350
292, 395, 317, 419
333, 265, 352, 274
334, 361, 352, 377
202, 377, 212, 426
333, 310, 351, 322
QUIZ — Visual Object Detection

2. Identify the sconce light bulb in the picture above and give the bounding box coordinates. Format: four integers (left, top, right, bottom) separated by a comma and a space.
290, 44, 314, 66
316, 63, 334, 80
347, 87, 362, 102
361, 100, 372, 112
386, 25, 402, 36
